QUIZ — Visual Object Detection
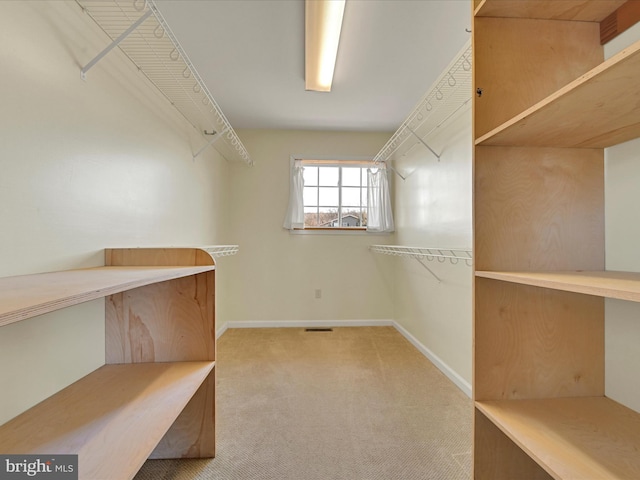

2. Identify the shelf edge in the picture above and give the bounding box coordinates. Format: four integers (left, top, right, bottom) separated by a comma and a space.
475, 38, 640, 147
475, 270, 640, 302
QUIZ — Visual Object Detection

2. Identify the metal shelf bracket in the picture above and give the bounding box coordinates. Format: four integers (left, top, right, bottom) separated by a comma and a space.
77, 0, 252, 165
81, 8, 153, 80
193, 127, 230, 160
414, 257, 442, 283
406, 125, 441, 161
386, 163, 407, 181
372, 41, 471, 167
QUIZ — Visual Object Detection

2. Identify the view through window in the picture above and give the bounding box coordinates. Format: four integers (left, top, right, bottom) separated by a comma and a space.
302, 162, 369, 228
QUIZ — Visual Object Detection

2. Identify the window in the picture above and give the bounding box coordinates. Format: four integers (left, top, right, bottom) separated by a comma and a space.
302, 161, 369, 229
283, 158, 394, 233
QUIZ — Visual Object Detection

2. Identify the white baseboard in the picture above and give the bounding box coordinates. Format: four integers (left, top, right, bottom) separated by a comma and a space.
215, 319, 472, 398
219, 319, 393, 334
215, 322, 229, 340
392, 321, 472, 398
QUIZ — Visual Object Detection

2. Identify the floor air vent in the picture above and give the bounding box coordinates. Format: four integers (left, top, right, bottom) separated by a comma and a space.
305, 328, 333, 332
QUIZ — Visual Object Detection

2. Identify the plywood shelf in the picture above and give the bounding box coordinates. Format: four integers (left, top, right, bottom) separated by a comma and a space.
0, 362, 214, 480
471, 0, 640, 477
0, 265, 215, 328
476, 397, 640, 479
476, 270, 640, 302
0, 248, 217, 477
475, 38, 640, 148
474, 0, 625, 21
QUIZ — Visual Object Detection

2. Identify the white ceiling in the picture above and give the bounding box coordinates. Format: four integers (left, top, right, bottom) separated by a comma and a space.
154, 0, 471, 132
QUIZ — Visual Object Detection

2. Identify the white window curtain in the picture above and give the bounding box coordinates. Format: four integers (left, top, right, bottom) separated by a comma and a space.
367, 167, 394, 233
283, 161, 305, 230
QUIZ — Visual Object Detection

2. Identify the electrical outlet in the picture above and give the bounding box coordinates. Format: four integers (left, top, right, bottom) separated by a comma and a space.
315, 289, 322, 299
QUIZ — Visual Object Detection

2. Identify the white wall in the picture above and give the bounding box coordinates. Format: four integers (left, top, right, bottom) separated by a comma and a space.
0, 1, 231, 424
224, 123, 473, 395
602, 25, 640, 414
0, 1, 497, 427
384, 21, 640, 403
605, 143, 640, 412
224, 129, 395, 326
392, 106, 473, 394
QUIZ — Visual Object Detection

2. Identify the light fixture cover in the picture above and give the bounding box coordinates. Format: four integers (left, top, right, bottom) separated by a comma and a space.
305, 0, 346, 92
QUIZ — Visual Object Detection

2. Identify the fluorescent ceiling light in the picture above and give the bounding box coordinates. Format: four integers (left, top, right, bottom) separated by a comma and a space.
305, 0, 346, 92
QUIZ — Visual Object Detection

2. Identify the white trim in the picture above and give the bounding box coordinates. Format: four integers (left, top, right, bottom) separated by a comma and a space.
221, 319, 394, 330
290, 154, 376, 163
214, 319, 472, 398
289, 229, 392, 236
215, 322, 229, 339
286, 154, 392, 236
298, 159, 384, 168
392, 321, 472, 398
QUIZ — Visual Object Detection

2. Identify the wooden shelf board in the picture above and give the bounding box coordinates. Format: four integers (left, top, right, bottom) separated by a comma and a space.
475, 38, 640, 148
476, 270, 640, 302
0, 361, 215, 480
476, 397, 640, 480
475, 0, 625, 21
0, 265, 215, 328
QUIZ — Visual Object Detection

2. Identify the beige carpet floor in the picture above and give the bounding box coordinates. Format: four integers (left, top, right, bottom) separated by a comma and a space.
135, 326, 472, 480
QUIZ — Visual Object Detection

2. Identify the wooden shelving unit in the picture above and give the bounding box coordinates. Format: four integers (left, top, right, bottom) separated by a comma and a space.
0, 362, 214, 480
476, 270, 640, 302
476, 397, 640, 479
0, 247, 218, 480
476, 39, 640, 148
474, 0, 627, 21
472, 1, 640, 478
0, 266, 213, 328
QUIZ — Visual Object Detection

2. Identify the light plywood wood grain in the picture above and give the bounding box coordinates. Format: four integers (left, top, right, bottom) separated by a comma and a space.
475, 0, 624, 21
474, 146, 604, 272
150, 368, 216, 459
0, 266, 214, 328
473, 17, 602, 139
105, 272, 215, 363
474, 408, 552, 480
477, 39, 640, 148
601, 0, 640, 43
0, 362, 214, 480
474, 278, 604, 401
104, 247, 216, 460
477, 270, 640, 302
105, 247, 215, 267
476, 397, 640, 479
471, 0, 630, 476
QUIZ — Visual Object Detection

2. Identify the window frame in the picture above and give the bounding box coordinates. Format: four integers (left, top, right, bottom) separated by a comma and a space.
289, 156, 385, 234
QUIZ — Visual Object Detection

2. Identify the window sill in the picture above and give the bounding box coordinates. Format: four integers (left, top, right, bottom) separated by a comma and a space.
289, 228, 393, 236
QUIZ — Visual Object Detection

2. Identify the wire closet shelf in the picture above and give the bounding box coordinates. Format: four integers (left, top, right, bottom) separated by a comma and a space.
77, 0, 252, 165
203, 245, 239, 258
373, 40, 471, 171
370, 245, 473, 283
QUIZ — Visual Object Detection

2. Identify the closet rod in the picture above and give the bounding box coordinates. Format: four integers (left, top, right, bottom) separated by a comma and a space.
77, 0, 252, 165
370, 245, 473, 279
373, 40, 472, 167
202, 245, 239, 257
